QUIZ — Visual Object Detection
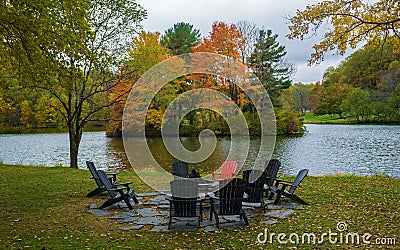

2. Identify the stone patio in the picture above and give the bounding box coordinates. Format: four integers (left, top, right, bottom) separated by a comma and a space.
87, 191, 303, 232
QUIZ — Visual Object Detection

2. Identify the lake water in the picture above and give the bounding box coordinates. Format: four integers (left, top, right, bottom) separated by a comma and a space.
0, 124, 399, 178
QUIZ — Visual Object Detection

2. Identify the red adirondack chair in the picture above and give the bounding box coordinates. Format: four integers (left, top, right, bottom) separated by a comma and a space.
212, 161, 238, 181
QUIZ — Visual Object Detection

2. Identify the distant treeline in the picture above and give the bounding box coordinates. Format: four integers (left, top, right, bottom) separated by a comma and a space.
283, 43, 400, 123
0, 89, 107, 132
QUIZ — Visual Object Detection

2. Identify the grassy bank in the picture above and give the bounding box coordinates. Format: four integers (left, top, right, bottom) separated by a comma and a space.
303, 112, 356, 124
303, 112, 400, 125
0, 164, 398, 249
0, 124, 106, 134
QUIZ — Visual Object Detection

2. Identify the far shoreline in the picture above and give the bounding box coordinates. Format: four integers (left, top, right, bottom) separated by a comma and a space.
302, 112, 400, 126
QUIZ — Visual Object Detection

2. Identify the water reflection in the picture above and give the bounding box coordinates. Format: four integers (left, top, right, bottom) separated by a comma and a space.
105, 136, 130, 171
0, 124, 399, 178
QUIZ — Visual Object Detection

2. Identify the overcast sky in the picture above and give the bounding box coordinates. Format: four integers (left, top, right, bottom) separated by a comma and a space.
135, 0, 351, 83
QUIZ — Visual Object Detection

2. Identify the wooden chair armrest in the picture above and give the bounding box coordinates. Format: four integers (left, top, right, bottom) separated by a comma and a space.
274, 179, 293, 186
105, 171, 117, 176
115, 181, 133, 187
166, 193, 203, 200
279, 180, 301, 189
104, 172, 117, 181
213, 197, 243, 202
199, 193, 206, 201
208, 192, 217, 199
111, 183, 132, 190
109, 187, 125, 192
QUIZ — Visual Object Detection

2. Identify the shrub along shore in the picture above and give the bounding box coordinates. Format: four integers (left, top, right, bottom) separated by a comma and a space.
0, 164, 398, 249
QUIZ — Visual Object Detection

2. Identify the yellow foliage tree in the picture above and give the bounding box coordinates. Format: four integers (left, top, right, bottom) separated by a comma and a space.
20, 100, 32, 128
106, 31, 170, 136
287, 0, 400, 65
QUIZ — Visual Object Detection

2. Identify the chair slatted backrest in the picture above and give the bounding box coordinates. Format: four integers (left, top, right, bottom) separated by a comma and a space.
218, 178, 247, 215
170, 179, 198, 217
97, 170, 117, 199
264, 159, 281, 187
220, 161, 238, 179
172, 161, 189, 178
289, 169, 309, 194
86, 161, 103, 187
242, 170, 266, 202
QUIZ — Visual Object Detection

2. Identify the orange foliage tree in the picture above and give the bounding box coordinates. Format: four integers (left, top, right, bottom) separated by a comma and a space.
192, 22, 248, 105
193, 21, 244, 60
106, 31, 170, 136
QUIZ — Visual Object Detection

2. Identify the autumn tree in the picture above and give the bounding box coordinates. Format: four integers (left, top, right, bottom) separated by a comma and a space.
107, 31, 170, 137
390, 84, 400, 119
374, 60, 400, 121
193, 22, 299, 134
0, 88, 18, 128
0, 0, 89, 85
287, 0, 400, 65
0, 85, 65, 130
34, 94, 63, 128
0, 93, 10, 129
322, 43, 400, 89
337, 43, 399, 88
311, 42, 400, 122
193, 22, 244, 60
19, 100, 32, 128
161, 22, 201, 55
314, 83, 352, 117
276, 87, 304, 134
159, 22, 200, 128
1, 0, 147, 168
378, 60, 400, 95
192, 22, 245, 106
160, 22, 200, 106
307, 82, 322, 112
320, 43, 400, 121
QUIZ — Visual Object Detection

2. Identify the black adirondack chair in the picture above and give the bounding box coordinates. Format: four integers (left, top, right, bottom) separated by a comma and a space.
269, 169, 309, 205
167, 179, 203, 229
172, 161, 189, 179
242, 170, 267, 212
210, 178, 249, 228
264, 159, 281, 197
86, 161, 118, 197
97, 170, 139, 210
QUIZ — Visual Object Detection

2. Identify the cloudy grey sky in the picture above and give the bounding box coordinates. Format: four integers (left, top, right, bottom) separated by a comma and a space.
136, 0, 350, 83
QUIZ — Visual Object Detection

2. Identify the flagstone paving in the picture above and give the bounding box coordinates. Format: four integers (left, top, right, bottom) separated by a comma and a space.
265, 209, 295, 219
87, 191, 303, 232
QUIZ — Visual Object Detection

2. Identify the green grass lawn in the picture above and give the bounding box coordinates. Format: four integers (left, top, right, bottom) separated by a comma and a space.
303, 112, 357, 124
0, 164, 398, 249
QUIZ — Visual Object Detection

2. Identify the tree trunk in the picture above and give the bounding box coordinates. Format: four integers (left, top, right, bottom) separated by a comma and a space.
229, 83, 238, 104
68, 124, 83, 169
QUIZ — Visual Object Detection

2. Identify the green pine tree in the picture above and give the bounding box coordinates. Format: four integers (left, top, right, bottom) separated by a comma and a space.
249, 29, 293, 105
161, 22, 201, 55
